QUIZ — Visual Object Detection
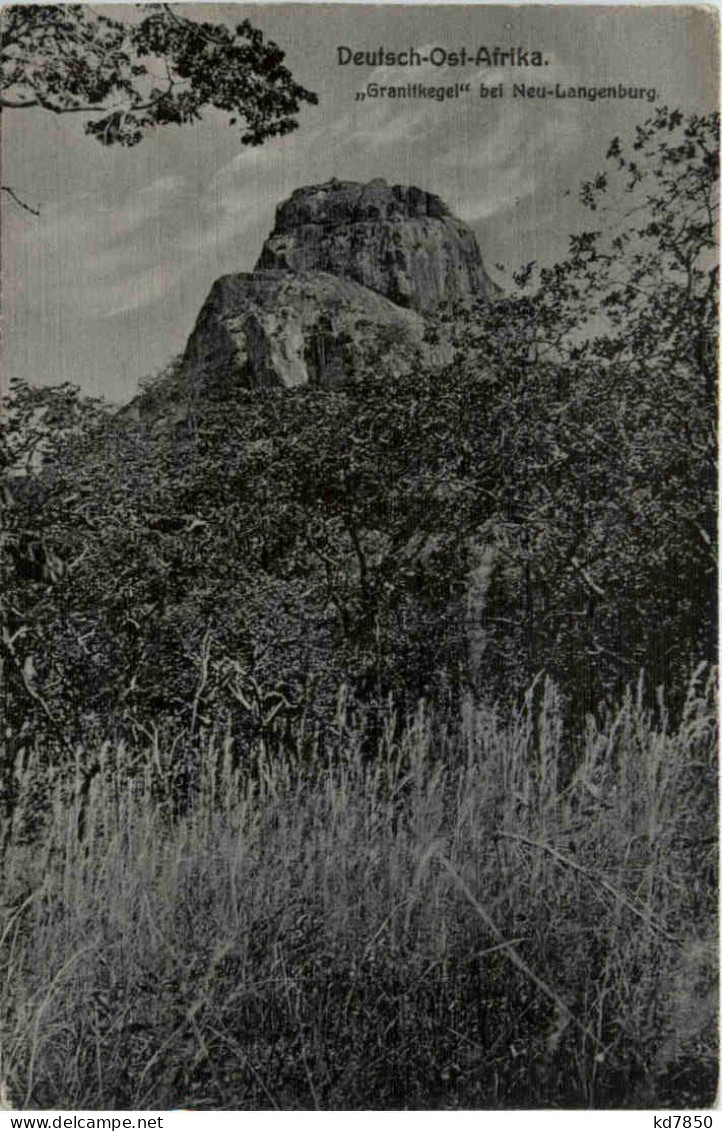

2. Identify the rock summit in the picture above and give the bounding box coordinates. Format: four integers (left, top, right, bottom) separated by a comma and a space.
256, 178, 495, 313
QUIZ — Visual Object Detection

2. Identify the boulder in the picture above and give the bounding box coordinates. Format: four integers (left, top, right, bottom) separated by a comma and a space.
183, 268, 425, 391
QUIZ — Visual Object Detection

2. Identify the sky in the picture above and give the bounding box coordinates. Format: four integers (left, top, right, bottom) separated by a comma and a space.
2, 2, 718, 404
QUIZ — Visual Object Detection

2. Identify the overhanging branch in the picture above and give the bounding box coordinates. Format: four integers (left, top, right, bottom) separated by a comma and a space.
1, 185, 40, 215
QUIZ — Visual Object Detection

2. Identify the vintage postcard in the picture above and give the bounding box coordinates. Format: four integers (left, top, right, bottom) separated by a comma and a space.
1, 3, 718, 1113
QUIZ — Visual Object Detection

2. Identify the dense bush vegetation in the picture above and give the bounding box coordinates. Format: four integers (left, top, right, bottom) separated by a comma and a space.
0, 108, 717, 1109
2, 108, 717, 753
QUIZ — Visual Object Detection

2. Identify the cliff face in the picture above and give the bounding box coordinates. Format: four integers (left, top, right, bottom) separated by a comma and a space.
256, 178, 496, 313
182, 269, 425, 392
130, 178, 497, 419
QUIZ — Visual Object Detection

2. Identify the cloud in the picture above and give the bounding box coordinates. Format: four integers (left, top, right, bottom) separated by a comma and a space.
29, 175, 187, 247
100, 260, 178, 319
107, 175, 187, 236
7, 176, 192, 320
184, 126, 341, 258
449, 109, 584, 224
191, 142, 299, 250
349, 54, 584, 227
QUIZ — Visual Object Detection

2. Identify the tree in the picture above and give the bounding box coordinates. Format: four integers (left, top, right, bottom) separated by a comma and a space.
0, 379, 113, 732
451, 107, 718, 719
1, 3, 317, 210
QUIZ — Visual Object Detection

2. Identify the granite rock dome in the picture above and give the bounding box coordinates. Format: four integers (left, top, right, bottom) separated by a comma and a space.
256, 177, 496, 313
127, 178, 497, 421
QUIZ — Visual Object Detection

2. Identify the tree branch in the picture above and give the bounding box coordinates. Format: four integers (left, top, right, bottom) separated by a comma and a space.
1, 185, 40, 215
0, 97, 40, 109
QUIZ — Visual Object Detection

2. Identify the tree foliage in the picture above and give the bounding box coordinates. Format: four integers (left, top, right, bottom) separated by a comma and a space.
1, 4, 317, 145
452, 107, 718, 715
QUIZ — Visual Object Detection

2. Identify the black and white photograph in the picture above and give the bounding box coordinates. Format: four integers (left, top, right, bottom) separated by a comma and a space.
0, 2, 718, 1111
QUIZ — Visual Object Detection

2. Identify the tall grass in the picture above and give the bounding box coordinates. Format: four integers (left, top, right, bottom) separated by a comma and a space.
0, 670, 717, 1109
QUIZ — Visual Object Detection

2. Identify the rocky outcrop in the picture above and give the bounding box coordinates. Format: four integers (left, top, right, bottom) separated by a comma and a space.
129, 178, 497, 420
183, 269, 425, 392
256, 178, 496, 313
